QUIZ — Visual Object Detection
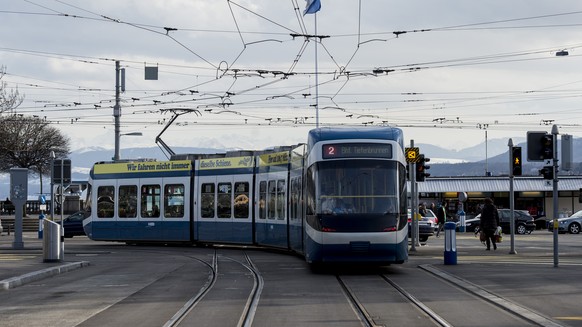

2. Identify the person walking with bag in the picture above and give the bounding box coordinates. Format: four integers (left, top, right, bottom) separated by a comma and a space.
435, 202, 447, 237
479, 198, 500, 250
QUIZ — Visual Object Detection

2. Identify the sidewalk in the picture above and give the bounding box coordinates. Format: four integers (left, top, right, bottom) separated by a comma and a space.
2, 231, 582, 325
0, 232, 89, 290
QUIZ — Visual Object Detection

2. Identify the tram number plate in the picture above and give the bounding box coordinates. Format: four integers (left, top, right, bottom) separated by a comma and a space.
323, 143, 392, 159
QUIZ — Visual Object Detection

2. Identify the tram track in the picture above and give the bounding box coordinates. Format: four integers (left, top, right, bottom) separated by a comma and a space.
166, 250, 263, 327
164, 250, 218, 327
336, 273, 453, 327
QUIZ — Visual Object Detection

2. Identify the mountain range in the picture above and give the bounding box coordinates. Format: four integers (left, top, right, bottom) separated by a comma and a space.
1, 137, 580, 199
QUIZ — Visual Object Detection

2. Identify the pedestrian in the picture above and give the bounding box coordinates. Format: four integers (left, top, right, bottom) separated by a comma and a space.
419, 202, 427, 217
436, 202, 447, 237
479, 197, 500, 250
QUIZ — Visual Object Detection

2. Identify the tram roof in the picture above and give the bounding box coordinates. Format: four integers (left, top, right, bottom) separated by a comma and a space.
307, 126, 404, 148
416, 176, 582, 193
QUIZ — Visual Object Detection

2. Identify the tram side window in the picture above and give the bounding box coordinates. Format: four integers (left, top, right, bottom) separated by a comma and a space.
259, 181, 267, 219
97, 186, 115, 218
201, 183, 215, 218
234, 182, 249, 219
164, 184, 184, 218
305, 166, 315, 216
141, 184, 161, 218
268, 180, 276, 219
118, 185, 137, 218
277, 180, 285, 220
217, 183, 232, 218
84, 184, 93, 213
290, 177, 302, 221
290, 179, 297, 220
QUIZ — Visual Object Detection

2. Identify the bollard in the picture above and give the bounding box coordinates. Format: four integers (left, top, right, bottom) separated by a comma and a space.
38, 212, 45, 239
444, 222, 457, 265
458, 209, 466, 233
43, 219, 62, 262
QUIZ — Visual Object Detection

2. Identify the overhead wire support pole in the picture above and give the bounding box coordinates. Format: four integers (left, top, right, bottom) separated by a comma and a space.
291, 30, 330, 128
314, 12, 319, 128
113, 60, 121, 161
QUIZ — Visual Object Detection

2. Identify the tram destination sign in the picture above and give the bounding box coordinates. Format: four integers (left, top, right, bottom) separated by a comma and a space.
322, 143, 392, 159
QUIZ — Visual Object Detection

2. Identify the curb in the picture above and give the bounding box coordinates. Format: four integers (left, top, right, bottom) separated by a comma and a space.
419, 264, 563, 327
0, 261, 90, 291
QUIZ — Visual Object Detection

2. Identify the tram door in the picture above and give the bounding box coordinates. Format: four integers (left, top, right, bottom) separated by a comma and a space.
195, 174, 254, 244
138, 178, 164, 241
255, 172, 289, 248
161, 177, 190, 241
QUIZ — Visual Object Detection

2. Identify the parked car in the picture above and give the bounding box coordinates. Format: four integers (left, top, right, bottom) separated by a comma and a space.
498, 209, 536, 235
423, 209, 438, 227
408, 210, 435, 243
457, 216, 481, 233
59, 211, 87, 238
549, 210, 582, 234
472, 209, 535, 235
534, 216, 550, 230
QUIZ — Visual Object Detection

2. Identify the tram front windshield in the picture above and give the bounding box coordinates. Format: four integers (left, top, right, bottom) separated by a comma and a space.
317, 160, 398, 215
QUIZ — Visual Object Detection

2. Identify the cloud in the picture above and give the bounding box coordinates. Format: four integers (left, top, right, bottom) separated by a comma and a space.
2, 0, 582, 153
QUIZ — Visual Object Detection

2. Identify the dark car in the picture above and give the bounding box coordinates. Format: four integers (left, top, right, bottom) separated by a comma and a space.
534, 216, 550, 230
498, 209, 536, 235
458, 216, 481, 233
60, 211, 87, 238
473, 209, 535, 235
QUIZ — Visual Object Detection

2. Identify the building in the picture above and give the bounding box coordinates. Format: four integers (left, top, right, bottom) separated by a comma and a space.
416, 176, 582, 219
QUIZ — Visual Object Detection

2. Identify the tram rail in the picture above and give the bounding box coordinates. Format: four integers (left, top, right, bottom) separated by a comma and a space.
337, 274, 453, 327
164, 250, 218, 327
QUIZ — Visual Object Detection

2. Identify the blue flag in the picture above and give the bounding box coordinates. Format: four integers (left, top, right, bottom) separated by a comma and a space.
304, 0, 321, 15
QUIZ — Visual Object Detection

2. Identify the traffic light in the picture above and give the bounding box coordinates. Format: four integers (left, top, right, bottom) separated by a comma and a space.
539, 166, 553, 180
511, 146, 522, 176
416, 154, 430, 182
527, 131, 554, 161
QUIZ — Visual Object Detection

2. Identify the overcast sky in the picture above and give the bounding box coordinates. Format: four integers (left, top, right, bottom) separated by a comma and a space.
2, 0, 582, 155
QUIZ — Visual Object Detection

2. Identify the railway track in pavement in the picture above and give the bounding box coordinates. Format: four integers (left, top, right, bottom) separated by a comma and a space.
167, 250, 263, 327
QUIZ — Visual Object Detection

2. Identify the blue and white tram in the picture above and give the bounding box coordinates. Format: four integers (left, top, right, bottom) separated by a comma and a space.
303, 127, 408, 264
83, 127, 408, 264
84, 160, 193, 242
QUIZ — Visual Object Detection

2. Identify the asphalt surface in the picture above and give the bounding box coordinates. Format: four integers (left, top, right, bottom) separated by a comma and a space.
2, 230, 582, 326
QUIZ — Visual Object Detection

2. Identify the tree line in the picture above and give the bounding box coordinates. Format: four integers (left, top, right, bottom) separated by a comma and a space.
1, 66, 70, 194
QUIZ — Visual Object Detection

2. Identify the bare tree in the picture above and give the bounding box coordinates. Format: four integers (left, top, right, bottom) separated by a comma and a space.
0, 66, 24, 113
0, 115, 70, 193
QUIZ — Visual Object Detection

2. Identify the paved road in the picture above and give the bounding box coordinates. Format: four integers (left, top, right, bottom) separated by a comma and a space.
1, 231, 582, 326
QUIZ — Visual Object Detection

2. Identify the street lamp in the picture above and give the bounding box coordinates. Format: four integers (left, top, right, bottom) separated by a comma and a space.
114, 132, 143, 161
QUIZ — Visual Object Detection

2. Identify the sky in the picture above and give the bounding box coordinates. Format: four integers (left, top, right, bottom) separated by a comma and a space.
2, 0, 582, 155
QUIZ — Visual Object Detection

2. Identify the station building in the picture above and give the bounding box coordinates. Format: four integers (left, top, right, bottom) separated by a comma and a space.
416, 176, 582, 219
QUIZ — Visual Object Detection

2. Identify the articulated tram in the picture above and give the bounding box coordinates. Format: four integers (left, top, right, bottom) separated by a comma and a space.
83, 127, 408, 264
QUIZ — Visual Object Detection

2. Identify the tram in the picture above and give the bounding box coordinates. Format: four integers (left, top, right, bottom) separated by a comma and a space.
83, 127, 408, 264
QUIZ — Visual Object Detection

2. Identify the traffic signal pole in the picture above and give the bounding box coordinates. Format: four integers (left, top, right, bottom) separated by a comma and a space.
552, 125, 559, 268
409, 140, 418, 252
508, 139, 517, 254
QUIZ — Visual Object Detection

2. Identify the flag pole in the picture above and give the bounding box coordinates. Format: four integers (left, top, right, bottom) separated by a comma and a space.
314, 12, 319, 128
